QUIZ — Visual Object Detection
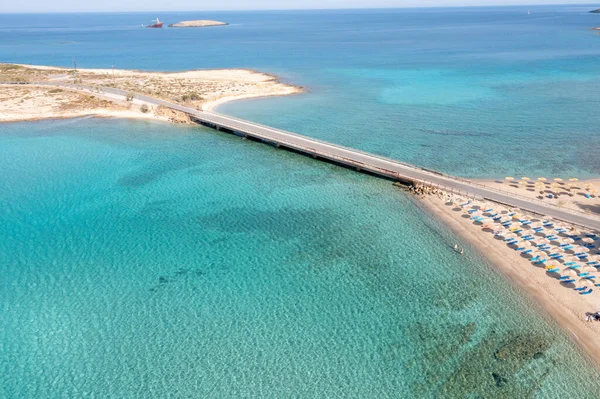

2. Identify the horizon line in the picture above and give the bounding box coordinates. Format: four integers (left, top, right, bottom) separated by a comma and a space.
1, 3, 599, 15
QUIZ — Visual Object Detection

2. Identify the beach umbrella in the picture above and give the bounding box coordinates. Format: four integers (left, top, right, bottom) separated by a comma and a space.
551, 246, 566, 253
577, 246, 591, 253
504, 232, 518, 240
581, 237, 595, 244
588, 257, 600, 265
561, 268, 579, 279
579, 266, 596, 276
527, 250, 542, 261
569, 178, 579, 182
545, 262, 561, 273
521, 176, 531, 181
564, 257, 581, 268
576, 278, 594, 289
518, 180, 528, 187
505, 177, 515, 182
495, 231, 510, 239
554, 178, 563, 183
562, 237, 575, 245
537, 177, 547, 182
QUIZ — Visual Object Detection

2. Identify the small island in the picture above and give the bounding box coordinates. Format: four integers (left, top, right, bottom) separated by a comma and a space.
168, 20, 228, 28
590, 9, 600, 13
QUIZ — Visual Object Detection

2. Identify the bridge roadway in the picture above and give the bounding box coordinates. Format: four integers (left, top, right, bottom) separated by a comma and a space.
31, 82, 600, 231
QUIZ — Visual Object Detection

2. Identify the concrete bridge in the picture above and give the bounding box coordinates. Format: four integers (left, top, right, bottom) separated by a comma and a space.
23, 82, 600, 231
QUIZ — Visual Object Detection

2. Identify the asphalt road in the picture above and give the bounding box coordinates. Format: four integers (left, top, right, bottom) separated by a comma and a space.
28, 82, 600, 232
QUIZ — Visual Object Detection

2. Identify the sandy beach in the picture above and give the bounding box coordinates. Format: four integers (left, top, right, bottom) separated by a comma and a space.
4, 62, 600, 369
478, 178, 600, 217
0, 84, 162, 123
0, 63, 302, 123
418, 192, 600, 365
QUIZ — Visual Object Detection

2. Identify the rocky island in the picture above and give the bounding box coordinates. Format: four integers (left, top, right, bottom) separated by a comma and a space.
590, 9, 600, 13
168, 20, 228, 28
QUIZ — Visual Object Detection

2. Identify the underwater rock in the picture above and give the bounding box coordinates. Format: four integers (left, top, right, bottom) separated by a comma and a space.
494, 333, 550, 361
492, 372, 508, 387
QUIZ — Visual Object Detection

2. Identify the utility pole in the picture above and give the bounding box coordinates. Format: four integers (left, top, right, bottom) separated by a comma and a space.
112, 64, 115, 84
73, 58, 77, 71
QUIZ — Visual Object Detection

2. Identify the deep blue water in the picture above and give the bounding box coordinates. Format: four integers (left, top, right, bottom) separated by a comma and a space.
3, 7, 600, 398
2, 6, 600, 177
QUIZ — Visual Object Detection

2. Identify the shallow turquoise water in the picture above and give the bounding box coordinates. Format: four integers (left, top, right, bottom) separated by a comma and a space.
2, 6, 600, 177
2, 118, 600, 397
3, 6, 600, 397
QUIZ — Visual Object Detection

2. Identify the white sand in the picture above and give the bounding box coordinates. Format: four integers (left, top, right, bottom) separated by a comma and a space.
478, 178, 600, 217
420, 193, 600, 365
1, 64, 303, 123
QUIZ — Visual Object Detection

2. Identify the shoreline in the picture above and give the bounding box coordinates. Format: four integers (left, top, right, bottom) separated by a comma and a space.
417, 193, 600, 366
5, 63, 600, 367
0, 63, 304, 124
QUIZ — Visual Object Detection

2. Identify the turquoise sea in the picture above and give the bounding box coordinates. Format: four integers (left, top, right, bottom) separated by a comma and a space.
2, 6, 600, 397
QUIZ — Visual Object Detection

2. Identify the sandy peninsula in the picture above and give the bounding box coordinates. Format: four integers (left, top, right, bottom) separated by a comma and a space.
168, 20, 228, 28
409, 185, 600, 366
0, 63, 302, 123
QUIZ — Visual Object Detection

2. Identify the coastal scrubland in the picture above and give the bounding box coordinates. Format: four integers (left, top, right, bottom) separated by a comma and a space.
0, 63, 301, 122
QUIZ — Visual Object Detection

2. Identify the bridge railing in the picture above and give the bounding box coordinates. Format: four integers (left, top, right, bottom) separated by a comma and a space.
206, 110, 600, 221
16, 81, 600, 225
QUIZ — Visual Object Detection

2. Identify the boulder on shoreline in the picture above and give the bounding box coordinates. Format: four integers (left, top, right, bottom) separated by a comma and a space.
168, 20, 228, 28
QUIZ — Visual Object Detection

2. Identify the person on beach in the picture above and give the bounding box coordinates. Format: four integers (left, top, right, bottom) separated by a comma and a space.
585, 312, 600, 322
